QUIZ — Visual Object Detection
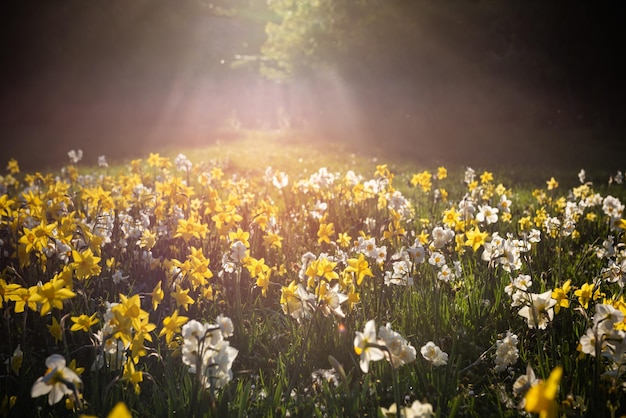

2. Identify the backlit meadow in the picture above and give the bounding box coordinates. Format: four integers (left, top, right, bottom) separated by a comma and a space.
2, 135, 626, 417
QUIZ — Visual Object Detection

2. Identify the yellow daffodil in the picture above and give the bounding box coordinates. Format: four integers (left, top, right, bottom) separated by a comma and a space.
317, 221, 335, 244
337, 232, 352, 248
525, 366, 562, 418
174, 218, 208, 242
0, 194, 16, 217
417, 230, 430, 245
107, 402, 132, 418
255, 269, 271, 297
48, 317, 63, 344
552, 280, 571, 314
518, 216, 531, 231
1, 279, 19, 309
6, 158, 19, 174
480, 171, 493, 184
307, 257, 339, 282
410, 171, 432, 192
149, 281, 164, 311
575, 283, 597, 309
186, 246, 213, 289
171, 284, 195, 311
159, 310, 189, 344
71, 249, 102, 280
29, 278, 76, 316
263, 231, 283, 250
344, 254, 374, 285
113, 294, 150, 333
228, 227, 250, 247
18, 220, 56, 255
465, 227, 488, 252
442, 207, 461, 229
546, 177, 559, 190
70, 313, 99, 333
122, 360, 143, 395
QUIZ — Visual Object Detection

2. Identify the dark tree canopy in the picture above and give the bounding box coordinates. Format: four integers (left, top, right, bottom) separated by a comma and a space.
259, 0, 376, 80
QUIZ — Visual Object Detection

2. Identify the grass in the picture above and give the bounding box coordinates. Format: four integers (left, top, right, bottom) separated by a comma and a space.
1, 131, 626, 417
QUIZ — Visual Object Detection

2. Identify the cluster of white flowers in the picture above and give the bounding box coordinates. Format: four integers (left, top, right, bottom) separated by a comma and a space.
354, 236, 377, 258
431, 226, 454, 249
264, 166, 289, 190
383, 241, 432, 287
68, 149, 83, 164
308, 201, 326, 221
343, 170, 363, 187
426, 249, 460, 284
602, 195, 625, 232
386, 190, 413, 219
378, 322, 417, 368
354, 320, 417, 372
174, 153, 192, 172
593, 233, 626, 287
603, 258, 626, 286
579, 304, 625, 361
310, 368, 340, 392
98, 155, 108, 168
458, 196, 476, 224
597, 235, 617, 260
420, 341, 448, 367
482, 232, 531, 272
385, 256, 413, 286
181, 317, 238, 390
294, 167, 337, 194
494, 331, 519, 372
505, 274, 533, 305
464, 167, 475, 184
381, 399, 435, 418
603, 195, 624, 218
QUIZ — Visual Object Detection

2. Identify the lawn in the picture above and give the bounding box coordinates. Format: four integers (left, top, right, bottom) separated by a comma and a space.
1, 132, 626, 417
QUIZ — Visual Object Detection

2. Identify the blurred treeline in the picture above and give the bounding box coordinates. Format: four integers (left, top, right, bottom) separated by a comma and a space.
1, 1, 624, 171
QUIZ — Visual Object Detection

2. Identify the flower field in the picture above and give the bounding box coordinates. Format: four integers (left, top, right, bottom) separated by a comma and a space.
1, 136, 626, 417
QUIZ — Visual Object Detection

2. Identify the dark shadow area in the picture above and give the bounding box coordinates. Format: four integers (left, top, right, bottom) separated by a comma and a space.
1, 1, 624, 172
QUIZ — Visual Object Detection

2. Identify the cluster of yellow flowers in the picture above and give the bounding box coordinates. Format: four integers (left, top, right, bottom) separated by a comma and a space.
1, 152, 626, 416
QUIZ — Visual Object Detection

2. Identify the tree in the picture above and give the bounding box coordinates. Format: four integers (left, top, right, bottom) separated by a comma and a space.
259, 0, 376, 80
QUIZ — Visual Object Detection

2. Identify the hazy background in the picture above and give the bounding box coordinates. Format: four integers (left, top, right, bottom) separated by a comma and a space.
1, 1, 625, 172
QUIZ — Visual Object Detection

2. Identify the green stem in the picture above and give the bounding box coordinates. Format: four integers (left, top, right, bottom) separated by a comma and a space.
286, 310, 317, 397
373, 344, 402, 418
391, 364, 401, 418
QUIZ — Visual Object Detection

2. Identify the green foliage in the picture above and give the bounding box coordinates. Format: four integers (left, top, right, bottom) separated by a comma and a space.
260, 0, 375, 80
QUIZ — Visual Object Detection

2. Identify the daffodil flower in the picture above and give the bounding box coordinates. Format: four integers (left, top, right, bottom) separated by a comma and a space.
354, 319, 385, 373
524, 366, 562, 418
31, 354, 82, 406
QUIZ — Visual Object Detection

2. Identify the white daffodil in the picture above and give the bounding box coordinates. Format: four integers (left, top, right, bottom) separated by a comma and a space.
518, 291, 557, 329
420, 341, 448, 367
354, 319, 385, 373
31, 354, 82, 406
